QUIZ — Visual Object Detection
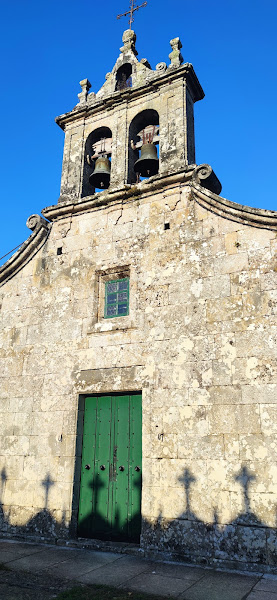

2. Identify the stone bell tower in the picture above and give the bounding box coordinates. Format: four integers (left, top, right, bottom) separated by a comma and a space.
52, 29, 220, 210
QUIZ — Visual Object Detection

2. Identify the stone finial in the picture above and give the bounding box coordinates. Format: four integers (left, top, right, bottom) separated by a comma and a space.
169, 37, 184, 68
120, 29, 138, 56
192, 164, 222, 195
26, 214, 49, 231
78, 79, 92, 105
156, 62, 167, 74
140, 58, 151, 69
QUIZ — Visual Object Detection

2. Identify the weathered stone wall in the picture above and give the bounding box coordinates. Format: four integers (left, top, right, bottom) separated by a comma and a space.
59, 80, 197, 201
0, 180, 276, 570
57, 31, 203, 202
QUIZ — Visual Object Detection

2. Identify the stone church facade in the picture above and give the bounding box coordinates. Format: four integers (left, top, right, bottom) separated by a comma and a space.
0, 30, 277, 571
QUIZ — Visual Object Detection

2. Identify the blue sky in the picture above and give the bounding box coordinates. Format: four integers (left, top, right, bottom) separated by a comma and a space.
0, 0, 276, 263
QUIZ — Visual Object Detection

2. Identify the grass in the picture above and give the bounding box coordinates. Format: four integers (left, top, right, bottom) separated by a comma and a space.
55, 584, 166, 600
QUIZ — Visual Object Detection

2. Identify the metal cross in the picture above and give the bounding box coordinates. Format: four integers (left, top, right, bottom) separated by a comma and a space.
117, 0, 147, 30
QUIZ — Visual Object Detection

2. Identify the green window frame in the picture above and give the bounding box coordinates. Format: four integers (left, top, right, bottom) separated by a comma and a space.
104, 277, 129, 318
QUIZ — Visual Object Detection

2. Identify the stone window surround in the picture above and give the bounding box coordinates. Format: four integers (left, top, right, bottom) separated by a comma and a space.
88, 264, 137, 334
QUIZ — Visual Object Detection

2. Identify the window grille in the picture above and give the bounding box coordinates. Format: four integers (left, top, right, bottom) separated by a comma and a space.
104, 278, 129, 318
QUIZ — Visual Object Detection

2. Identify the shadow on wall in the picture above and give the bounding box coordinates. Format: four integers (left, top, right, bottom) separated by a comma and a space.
141, 465, 277, 569
0, 465, 276, 569
78, 473, 142, 543
0, 469, 67, 540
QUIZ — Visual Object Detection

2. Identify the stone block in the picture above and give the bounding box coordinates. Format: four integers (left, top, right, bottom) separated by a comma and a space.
260, 404, 277, 435
32, 411, 64, 436
28, 434, 77, 458
178, 435, 225, 460
225, 231, 239, 255
239, 434, 277, 461
208, 404, 261, 435
261, 271, 277, 291
3, 479, 34, 507
230, 270, 260, 294
3, 435, 29, 456
214, 523, 267, 564
212, 360, 232, 385
232, 357, 277, 385
235, 330, 277, 359
214, 253, 249, 275
206, 295, 243, 323
241, 384, 277, 404
163, 405, 208, 436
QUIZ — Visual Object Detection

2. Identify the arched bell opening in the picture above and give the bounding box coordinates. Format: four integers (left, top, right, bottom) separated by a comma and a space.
81, 126, 112, 197
115, 63, 132, 91
128, 109, 159, 184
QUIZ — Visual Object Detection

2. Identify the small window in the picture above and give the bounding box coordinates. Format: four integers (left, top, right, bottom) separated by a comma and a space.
104, 278, 129, 318
115, 64, 132, 91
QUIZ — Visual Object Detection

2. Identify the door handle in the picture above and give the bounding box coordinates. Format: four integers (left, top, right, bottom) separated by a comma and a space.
100, 465, 106, 470
119, 465, 125, 471
135, 466, 141, 472
85, 464, 91, 470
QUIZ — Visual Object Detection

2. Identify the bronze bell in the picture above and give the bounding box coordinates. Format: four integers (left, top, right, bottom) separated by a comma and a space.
89, 156, 111, 189
134, 142, 159, 177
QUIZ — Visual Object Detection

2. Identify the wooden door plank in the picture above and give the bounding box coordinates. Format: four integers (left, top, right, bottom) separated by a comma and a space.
129, 393, 142, 541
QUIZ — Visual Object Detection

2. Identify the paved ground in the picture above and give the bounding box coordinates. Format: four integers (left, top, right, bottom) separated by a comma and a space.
0, 539, 277, 599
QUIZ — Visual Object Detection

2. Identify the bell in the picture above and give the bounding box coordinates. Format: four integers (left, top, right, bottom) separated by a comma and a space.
134, 142, 159, 177
89, 156, 111, 189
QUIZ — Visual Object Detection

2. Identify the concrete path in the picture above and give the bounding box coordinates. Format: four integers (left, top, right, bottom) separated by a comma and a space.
0, 539, 277, 599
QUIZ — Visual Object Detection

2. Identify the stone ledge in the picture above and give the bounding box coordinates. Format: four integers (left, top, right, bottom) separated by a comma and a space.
55, 63, 204, 131
192, 178, 277, 230
0, 217, 51, 286
41, 168, 195, 220
42, 164, 277, 231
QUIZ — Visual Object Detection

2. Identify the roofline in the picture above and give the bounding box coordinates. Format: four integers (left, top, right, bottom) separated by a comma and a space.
55, 63, 204, 131
0, 216, 51, 287
192, 165, 277, 229
42, 164, 277, 231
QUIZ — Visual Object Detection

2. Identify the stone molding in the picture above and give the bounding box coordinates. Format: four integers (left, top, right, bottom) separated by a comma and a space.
26, 214, 49, 231
55, 63, 204, 131
1, 163, 276, 288
191, 170, 277, 230
192, 164, 222, 195
41, 168, 196, 220
42, 165, 277, 231
0, 215, 51, 286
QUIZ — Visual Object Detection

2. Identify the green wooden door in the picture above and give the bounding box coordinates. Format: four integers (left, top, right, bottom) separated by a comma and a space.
78, 393, 142, 542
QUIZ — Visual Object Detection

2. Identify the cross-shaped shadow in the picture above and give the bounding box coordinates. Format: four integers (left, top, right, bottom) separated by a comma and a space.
178, 467, 197, 519
41, 473, 54, 509
235, 465, 256, 515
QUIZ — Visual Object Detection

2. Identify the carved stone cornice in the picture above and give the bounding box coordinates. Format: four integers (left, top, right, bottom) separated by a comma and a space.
192, 164, 222, 195
55, 63, 204, 131
42, 164, 277, 231
0, 215, 51, 286
41, 168, 196, 220
191, 166, 277, 230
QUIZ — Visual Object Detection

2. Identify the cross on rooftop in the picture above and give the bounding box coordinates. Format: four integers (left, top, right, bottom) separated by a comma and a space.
117, 0, 147, 30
